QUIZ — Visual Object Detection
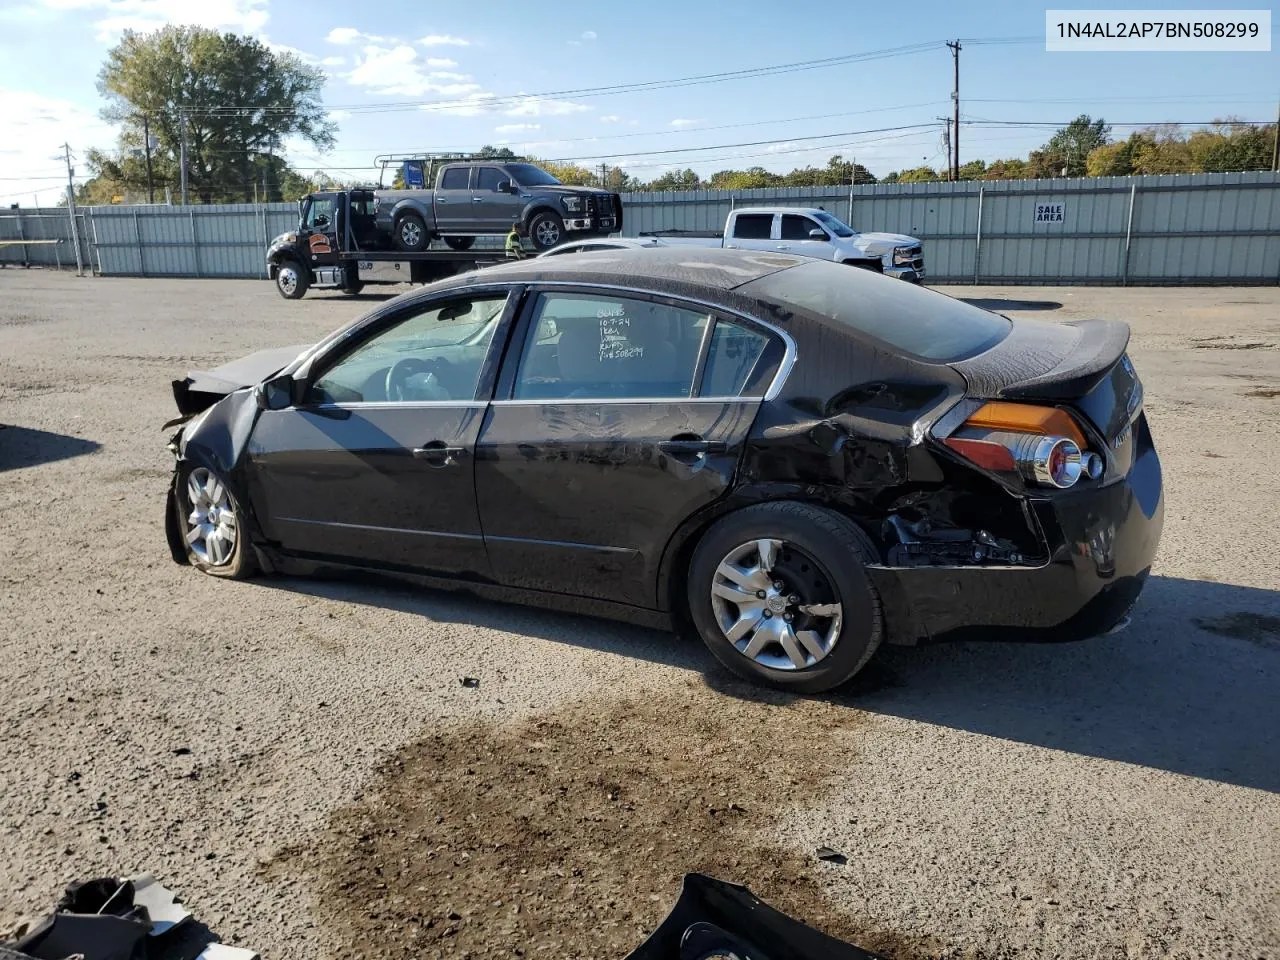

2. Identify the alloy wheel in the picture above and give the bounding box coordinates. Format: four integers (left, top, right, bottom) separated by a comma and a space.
184, 467, 238, 566
709, 538, 843, 671
400, 220, 422, 247
535, 219, 561, 247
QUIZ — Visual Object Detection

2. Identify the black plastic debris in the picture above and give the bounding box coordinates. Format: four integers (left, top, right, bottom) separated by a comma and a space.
460, 677, 480, 688
3, 875, 258, 960
816, 846, 848, 865
623, 873, 888, 960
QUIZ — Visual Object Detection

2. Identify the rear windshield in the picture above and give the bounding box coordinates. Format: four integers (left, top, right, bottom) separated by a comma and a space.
740, 260, 1010, 361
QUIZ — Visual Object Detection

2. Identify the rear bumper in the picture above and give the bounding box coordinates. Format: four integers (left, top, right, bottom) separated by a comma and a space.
871, 416, 1164, 644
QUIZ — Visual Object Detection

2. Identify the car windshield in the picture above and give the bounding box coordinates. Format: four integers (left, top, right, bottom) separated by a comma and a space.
506, 163, 562, 187
812, 211, 855, 238
740, 260, 1010, 362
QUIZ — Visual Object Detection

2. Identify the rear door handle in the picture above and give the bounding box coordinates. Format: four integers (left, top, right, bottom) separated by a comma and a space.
658, 439, 727, 456
412, 441, 467, 466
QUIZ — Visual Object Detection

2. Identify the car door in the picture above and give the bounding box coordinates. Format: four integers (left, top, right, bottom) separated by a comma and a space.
434, 165, 477, 232
301, 193, 340, 264
243, 289, 518, 578
473, 287, 786, 608
725, 212, 776, 251
471, 166, 523, 231
776, 213, 831, 258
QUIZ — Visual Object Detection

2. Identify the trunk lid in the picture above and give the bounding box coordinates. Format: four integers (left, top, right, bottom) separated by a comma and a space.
951, 316, 1142, 454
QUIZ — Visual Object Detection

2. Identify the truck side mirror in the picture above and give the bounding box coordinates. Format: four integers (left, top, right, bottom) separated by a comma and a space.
498, 180, 516, 194
808, 228, 827, 239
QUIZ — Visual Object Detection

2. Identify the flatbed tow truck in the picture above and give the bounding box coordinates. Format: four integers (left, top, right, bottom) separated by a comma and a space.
266, 187, 509, 299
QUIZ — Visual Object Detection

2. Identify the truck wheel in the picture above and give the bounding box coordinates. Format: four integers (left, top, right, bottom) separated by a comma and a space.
275, 260, 309, 300
444, 236, 475, 251
528, 211, 565, 251
395, 213, 429, 252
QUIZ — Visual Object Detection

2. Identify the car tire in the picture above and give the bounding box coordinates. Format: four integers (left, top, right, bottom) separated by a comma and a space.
395, 212, 429, 252
687, 501, 883, 693
444, 236, 475, 251
174, 464, 257, 580
274, 260, 309, 299
527, 210, 565, 251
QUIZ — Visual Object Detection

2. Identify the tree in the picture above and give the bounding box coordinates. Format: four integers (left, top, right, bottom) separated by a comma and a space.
895, 166, 940, 183
707, 166, 783, 190
1039, 114, 1111, 177
96, 25, 335, 203
644, 168, 703, 192
957, 159, 987, 180
1188, 119, 1275, 172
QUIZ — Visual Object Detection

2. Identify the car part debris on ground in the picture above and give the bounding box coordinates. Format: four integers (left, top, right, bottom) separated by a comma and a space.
3, 875, 257, 960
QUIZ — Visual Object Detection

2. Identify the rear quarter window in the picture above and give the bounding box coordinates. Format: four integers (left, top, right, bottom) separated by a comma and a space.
741, 260, 1010, 362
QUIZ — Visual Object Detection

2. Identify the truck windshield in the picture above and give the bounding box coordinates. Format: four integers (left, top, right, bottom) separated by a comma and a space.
507, 163, 562, 187
812, 211, 855, 238
740, 260, 1009, 362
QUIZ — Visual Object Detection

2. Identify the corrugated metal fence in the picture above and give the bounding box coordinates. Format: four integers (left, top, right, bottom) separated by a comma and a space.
3, 171, 1277, 284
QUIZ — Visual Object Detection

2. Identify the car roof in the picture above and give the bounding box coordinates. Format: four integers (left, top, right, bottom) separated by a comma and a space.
439, 246, 807, 293
732, 206, 827, 217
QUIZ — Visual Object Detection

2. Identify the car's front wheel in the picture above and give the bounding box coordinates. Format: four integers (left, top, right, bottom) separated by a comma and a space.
687, 502, 883, 693
176, 465, 256, 579
395, 212, 429, 252
527, 210, 565, 251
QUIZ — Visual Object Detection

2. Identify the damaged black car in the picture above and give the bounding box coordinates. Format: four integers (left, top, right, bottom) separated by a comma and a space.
164, 248, 1163, 692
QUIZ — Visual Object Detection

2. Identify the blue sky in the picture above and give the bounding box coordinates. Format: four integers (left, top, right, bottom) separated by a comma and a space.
0, 0, 1276, 203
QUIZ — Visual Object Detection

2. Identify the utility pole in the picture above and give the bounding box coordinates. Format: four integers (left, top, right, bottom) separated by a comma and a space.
947, 40, 961, 180
61, 143, 84, 276
1272, 98, 1279, 171
599, 162, 608, 188
179, 108, 189, 205
937, 117, 952, 180
142, 114, 154, 204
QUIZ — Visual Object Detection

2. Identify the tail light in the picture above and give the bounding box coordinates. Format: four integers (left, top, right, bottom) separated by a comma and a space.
940, 401, 1101, 490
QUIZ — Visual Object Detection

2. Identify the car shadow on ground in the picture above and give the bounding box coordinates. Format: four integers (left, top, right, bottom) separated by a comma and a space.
957, 297, 1063, 312
0, 424, 101, 471
264, 572, 1278, 794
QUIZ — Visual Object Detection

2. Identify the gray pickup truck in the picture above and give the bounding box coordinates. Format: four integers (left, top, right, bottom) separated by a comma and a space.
374, 160, 623, 253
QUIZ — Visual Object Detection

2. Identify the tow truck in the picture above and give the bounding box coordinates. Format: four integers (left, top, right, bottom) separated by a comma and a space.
266, 187, 509, 300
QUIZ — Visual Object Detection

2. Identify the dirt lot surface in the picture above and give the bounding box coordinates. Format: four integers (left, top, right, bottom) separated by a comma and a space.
1, 272, 1278, 959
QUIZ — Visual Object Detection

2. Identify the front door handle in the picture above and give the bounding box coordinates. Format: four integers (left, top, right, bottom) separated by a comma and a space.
412, 440, 467, 466
472, 197, 484, 202
775, 244, 791, 251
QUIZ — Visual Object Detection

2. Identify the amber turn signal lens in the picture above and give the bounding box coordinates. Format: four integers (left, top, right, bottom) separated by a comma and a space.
963, 402, 1087, 449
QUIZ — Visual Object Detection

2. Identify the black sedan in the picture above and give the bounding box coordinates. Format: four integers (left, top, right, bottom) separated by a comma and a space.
164, 248, 1163, 692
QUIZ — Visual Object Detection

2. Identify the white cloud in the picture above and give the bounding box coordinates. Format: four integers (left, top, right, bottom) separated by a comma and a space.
669, 118, 700, 127
24, 0, 269, 42
417, 33, 469, 46
344, 42, 481, 97
505, 96, 590, 118
0, 89, 118, 205
427, 92, 496, 117
423, 57, 457, 68
326, 26, 367, 44
327, 110, 351, 121
599, 115, 621, 123
495, 123, 540, 133
266, 40, 322, 64
320, 55, 345, 66
581, 30, 597, 40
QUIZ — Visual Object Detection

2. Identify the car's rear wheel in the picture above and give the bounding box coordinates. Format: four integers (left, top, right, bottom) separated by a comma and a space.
528, 210, 565, 251
687, 502, 883, 693
444, 236, 475, 251
275, 260, 308, 299
176, 465, 256, 579
395, 212, 429, 252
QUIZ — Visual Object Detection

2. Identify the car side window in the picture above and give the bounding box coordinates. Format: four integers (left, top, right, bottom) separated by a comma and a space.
780, 214, 823, 241
307, 295, 508, 404
475, 167, 506, 192
700, 320, 779, 398
732, 214, 773, 240
440, 167, 470, 190
513, 293, 710, 401
305, 197, 335, 227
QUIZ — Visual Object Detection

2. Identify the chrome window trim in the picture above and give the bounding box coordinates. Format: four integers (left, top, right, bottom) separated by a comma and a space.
490, 396, 761, 407
306, 400, 490, 411
521, 281, 797, 402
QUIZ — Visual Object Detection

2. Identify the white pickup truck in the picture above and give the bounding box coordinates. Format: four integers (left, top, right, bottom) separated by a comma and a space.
641, 206, 924, 281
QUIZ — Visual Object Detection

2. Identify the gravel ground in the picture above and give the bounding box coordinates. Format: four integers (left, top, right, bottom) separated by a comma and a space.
1, 271, 1277, 959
